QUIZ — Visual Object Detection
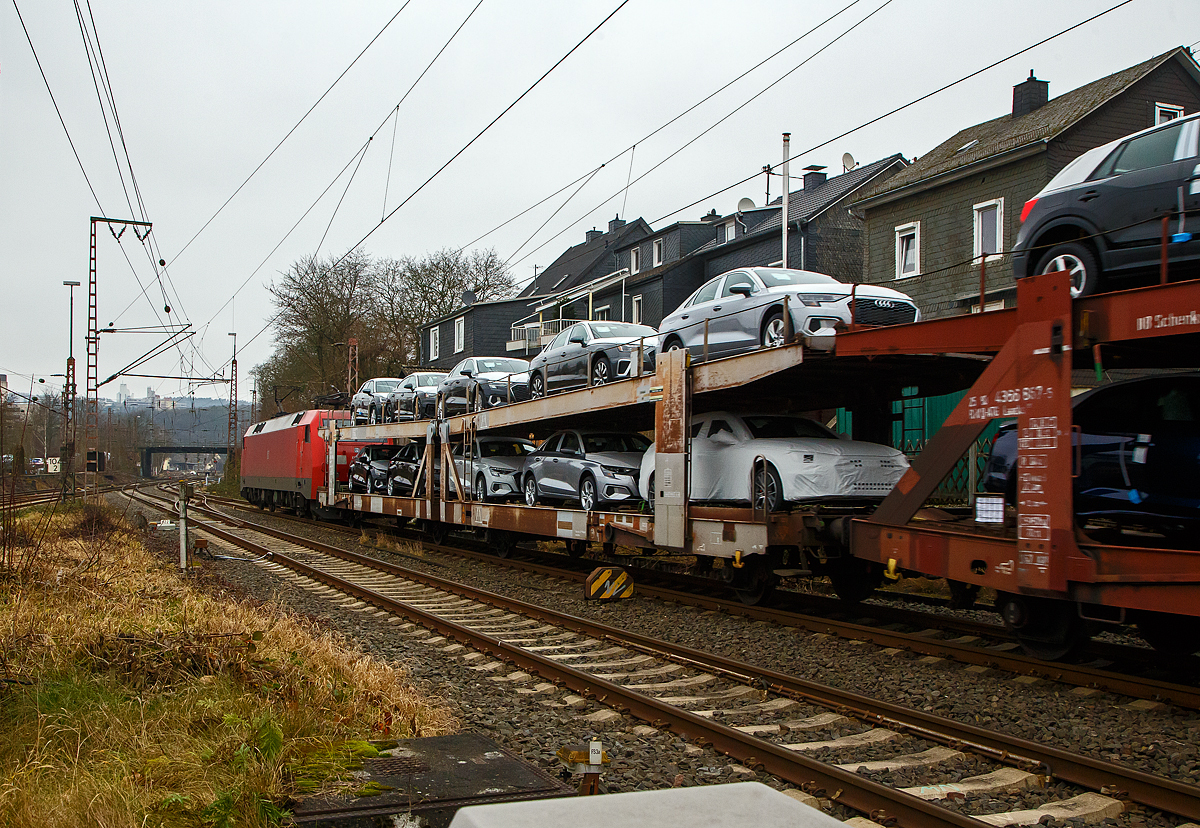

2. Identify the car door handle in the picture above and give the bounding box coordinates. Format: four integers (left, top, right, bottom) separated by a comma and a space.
713, 305, 722, 311
680, 314, 689, 319
1078, 190, 1100, 202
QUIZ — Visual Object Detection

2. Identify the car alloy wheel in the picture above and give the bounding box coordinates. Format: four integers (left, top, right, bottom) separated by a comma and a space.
531, 373, 545, 399
1035, 242, 1098, 299
761, 311, 786, 348
474, 474, 487, 502
369, 406, 378, 424
524, 475, 539, 506
412, 398, 420, 420
752, 463, 783, 513
436, 395, 446, 420
590, 357, 611, 387
646, 472, 655, 514
471, 387, 484, 412
579, 474, 597, 511
664, 337, 683, 353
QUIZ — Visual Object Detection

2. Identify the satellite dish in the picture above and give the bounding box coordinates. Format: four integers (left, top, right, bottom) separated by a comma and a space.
737, 197, 756, 213
461, 289, 477, 307
842, 152, 856, 172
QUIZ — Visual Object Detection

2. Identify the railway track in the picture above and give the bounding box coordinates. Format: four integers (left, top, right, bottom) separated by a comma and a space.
194, 490, 1200, 709
128, 485, 1200, 827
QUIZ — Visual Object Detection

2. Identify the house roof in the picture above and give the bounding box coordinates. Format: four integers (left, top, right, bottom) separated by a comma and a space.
857, 47, 1199, 206
518, 218, 652, 297
746, 154, 908, 234
690, 154, 906, 256
422, 292, 544, 329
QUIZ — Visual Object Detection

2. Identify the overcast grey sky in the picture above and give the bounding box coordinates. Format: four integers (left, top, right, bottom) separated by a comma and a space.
1, 0, 1194, 402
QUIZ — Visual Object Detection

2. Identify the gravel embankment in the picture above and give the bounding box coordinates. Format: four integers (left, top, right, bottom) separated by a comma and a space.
128, 498, 1200, 825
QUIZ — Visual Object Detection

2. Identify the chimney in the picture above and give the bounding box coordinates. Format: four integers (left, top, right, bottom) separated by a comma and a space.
607, 214, 626, 234
1012, 70, 1049, 119
700, 209, 721, 223
802, 165, 827, 189
585, 227, 603, 243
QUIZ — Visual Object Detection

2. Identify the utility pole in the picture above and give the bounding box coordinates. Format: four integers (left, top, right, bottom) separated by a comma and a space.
781, 133, 790, 268
227, 332, 238, 477
347, 337, 359, 395
86, 216, 151, 502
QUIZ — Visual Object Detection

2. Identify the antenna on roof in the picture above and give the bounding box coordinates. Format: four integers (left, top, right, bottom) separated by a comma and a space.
842, 152, 856, 173
461, 289, 477, 307
737, 197, 756, 214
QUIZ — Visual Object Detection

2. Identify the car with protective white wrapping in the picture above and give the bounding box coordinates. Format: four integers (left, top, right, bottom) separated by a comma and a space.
639, 411, 909, 512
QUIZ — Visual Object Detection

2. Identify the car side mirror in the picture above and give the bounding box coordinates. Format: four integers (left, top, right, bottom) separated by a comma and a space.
729, 284, 753, 297
569, 332, 587, 343
461, 368, 473, 377
710, 430, 738, 446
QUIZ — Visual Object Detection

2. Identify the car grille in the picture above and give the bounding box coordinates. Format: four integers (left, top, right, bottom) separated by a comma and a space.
853, 299, 917, 326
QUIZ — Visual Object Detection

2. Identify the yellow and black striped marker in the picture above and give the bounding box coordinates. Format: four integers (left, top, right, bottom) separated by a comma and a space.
585, 566, 634, 601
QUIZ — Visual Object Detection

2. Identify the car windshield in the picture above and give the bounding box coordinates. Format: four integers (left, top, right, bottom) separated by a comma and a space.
588, 323, 656, 339
1044, 142, 1116, 191
374, 380, 400, 393
583, 433, 651, 454
476, 359, 527, 374
415, 374, 443, 387
742, 415, 838, 440
752, 268, 840, 287
480, 440, 535, 457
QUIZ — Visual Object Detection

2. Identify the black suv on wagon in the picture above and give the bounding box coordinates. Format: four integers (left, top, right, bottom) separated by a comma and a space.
1012, 112, 1200, 297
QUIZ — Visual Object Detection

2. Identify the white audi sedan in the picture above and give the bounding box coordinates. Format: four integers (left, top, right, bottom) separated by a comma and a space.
657, 267, 919, 358
639, 411, 909, 512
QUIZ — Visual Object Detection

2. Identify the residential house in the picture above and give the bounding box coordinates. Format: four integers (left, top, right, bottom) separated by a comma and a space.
695, 154, 907, 282
502, 154, 908, 357
420, 216, 650, 367
852, 47, 1200, 318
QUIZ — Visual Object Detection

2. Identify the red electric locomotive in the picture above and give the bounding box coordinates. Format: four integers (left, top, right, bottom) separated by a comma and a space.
241, 410, 368, 517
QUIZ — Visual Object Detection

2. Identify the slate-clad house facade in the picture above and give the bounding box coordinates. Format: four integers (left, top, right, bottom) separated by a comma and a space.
420, 295, 541, 371
853, 47, 1200, 318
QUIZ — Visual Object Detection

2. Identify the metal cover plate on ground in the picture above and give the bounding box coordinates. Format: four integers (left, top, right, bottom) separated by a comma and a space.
291, 733, 573, 827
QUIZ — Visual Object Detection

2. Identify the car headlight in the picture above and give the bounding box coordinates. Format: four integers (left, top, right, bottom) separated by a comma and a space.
796, 293, 840, 307
601, 464, 637, 476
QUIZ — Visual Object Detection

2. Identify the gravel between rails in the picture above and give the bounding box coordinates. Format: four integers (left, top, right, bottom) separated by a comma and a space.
142, 499, 1200, 825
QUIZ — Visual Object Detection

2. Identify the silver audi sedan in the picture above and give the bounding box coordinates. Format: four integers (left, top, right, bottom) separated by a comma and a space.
657, 267, 919, 358
522, 430, 650, 511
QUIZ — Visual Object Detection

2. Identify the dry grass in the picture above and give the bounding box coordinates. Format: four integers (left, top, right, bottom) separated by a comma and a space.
0, 503, 454, 827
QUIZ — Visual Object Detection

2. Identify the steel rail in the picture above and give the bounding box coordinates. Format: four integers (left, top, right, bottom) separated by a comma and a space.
134, 489, 1200, 822
198, 493, 1200, 710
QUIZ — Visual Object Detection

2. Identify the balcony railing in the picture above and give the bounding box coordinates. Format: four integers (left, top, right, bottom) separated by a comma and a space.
506, 318, 577, 351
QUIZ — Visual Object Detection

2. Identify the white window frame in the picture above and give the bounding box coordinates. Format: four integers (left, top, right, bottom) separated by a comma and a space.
652, 238, 663, 267
894, 221, 920, 279
630, 246, 641, 275
429, 327, 439, 361
1156, 102, 1184, 124
724, 220, 736, 243
631, 294, 643, 324
592, 305, 610, 321
453, 315, 465, 353
972, 198, 1004, 262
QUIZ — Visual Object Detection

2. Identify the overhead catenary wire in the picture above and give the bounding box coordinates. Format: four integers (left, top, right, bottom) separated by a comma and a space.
331, 0, 632, 269
198, 0, 487, 341
508, 0, 897, 278
463, 0, 866, 258
650, 0, 1137, 227
167, 0, 416, 269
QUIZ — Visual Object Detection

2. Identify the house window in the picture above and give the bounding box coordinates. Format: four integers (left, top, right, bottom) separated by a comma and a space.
724, 220, 736, 243
973, 198, 1004, 260
1156, 102, 1184, 124
593, 305, 610, 321
429, 327, 439, 361
652, 239, 663, 267
631, 294, 643, 324
895, 222, 920, 279
630, 247, 641, 275
454, 316, 465, 353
